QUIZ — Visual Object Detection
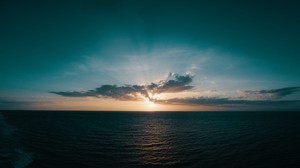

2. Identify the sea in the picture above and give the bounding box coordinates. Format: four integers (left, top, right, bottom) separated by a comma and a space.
0, 111, 300, 168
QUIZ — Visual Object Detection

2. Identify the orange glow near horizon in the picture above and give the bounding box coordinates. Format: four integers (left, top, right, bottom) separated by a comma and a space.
30, 96, 224, 111
144, 99, 156, 111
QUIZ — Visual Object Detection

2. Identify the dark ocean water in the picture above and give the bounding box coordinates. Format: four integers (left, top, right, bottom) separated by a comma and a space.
0, 111, 300, 168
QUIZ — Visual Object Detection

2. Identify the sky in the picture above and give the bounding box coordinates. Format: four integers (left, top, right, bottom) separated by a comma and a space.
0, 0, 299, 111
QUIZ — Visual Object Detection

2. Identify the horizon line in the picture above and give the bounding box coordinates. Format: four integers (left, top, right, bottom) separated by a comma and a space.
1, 110, 299, 112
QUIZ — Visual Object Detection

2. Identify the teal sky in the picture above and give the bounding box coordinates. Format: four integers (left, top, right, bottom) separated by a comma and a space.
0, 0, 299, 110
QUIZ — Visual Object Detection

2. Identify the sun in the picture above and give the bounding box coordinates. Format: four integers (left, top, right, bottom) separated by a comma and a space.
144, 99, 156, 110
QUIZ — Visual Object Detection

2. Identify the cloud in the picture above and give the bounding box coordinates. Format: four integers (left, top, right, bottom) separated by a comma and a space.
51, 73, 194, 101
51, 85, 144, 100
156, 86, 300, 107
157, 97, 300, 107
148, 72, 194, 94
241, 87, 300, 99
51, 72, 300, 109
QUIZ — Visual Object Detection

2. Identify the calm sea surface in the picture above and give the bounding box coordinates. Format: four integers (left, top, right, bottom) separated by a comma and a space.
1, 111, 300, 168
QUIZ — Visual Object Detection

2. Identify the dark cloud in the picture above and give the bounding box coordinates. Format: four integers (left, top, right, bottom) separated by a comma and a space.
51, 73, 300, 109
51, 73, 194, 101
154, 73, 194, 93
157, 97, 300, 107
51, 85, 146, 101
242, 87, 300, 99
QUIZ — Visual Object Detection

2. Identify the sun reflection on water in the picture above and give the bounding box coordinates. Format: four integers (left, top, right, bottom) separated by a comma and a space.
136, 117, 176, 165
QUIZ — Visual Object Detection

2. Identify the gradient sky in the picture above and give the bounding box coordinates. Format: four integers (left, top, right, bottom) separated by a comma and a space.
0, 0, 299, 111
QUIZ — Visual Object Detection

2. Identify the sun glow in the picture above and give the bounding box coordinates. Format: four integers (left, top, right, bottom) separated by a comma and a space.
144, 99, 156, 110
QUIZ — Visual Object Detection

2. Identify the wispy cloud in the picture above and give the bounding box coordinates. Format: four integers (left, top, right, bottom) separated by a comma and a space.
241, 87, 300, 99
0, 98, 43, 110
51, 73, 194, 101
157, 97, 300, 107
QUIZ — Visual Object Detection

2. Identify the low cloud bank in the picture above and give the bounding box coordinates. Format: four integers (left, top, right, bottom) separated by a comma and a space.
51, 73, 194, 101
51, 73, 299, 108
